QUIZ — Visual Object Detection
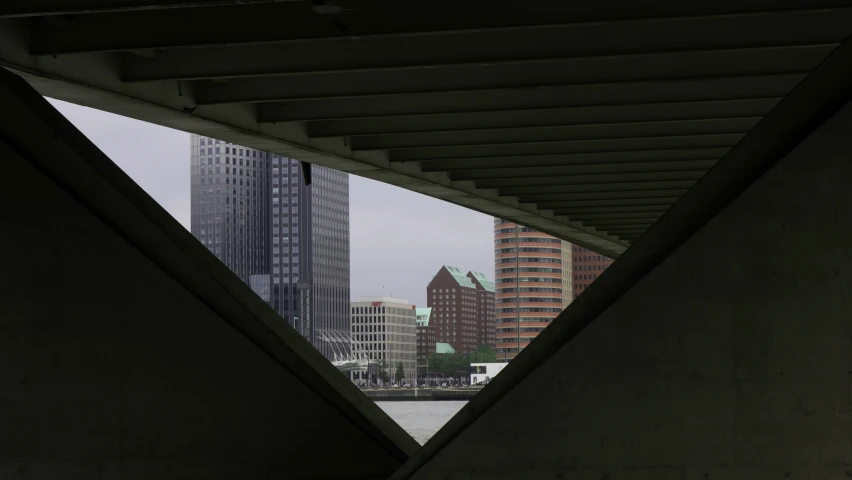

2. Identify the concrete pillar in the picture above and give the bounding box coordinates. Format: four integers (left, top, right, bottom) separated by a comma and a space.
0, 69, 417, 478
395, 102, 852, 478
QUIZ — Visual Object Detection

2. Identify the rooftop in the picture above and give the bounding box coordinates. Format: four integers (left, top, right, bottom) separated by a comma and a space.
353, 296, 410, 305
468, 271, 495, 292
415, 307, 432, 327
441, 266, 476, 289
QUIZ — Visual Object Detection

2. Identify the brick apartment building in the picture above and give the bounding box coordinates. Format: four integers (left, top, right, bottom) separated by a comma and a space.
425, 265, 496, 355
415, 307, 435, 361
468, 271, 496, 349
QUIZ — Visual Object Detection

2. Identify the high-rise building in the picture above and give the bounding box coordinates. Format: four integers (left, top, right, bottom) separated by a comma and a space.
350, 296, 417, 384
572, 246, 614, 299
268, 156, 350, 359
426, 266, 495, 354
493, 218, 573, 360
190, 135, 350, 360
191, 136, 270, 284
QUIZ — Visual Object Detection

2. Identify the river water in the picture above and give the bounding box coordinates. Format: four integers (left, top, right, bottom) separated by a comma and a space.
376, 401, 467, 445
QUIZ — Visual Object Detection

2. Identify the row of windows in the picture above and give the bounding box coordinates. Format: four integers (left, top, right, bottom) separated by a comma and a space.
576, 264, 608, 271
198, 155, 261, 168
496, 277, 562, 284
497, 297, 561, 304
497, 327, 547, 333
496, 287, 563, 293
198, 138, 261, 157
494, 227, 538, 235
496, 267, 562, 274
496, 257, 561, 264
497, 307, 563, 313
495, 237, 561, 245
495, 247, 562, 255
497, 317, 555, 324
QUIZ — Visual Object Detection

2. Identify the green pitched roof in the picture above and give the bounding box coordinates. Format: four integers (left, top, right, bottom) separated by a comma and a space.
415, 307, 432, 327
443, 265, 476, 289
436, 342, 456, 354
468, 271, 495, 292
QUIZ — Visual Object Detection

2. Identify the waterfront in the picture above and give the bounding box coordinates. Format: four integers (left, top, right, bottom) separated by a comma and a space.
376, 401, 467, 445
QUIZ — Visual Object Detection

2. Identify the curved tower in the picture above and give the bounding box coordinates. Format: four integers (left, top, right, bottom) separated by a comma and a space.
494, 218, 572, 360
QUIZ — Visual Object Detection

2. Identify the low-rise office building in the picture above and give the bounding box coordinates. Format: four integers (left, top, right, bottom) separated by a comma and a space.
350, 296, 416, 384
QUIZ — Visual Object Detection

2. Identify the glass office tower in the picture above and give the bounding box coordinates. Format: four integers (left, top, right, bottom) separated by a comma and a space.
190, 135, 350, 360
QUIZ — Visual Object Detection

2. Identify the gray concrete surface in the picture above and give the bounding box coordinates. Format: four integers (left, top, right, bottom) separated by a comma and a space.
392, 99, 852, 478
8, 2, 852, 256
0, 67, 417, 479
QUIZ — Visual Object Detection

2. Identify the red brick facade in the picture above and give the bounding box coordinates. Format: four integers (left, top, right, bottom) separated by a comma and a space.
425, 266, 495, 355
572, 245, 614, 298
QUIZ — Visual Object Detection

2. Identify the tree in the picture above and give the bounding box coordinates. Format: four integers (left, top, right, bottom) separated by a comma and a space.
395, 362, 405, 384
376, 360, 390, 385
428, 353, 447, 376
473, 344, 498, 363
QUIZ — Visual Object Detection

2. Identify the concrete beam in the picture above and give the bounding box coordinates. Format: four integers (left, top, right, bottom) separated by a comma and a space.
554, 206, 672, 216
599, 228, 647, 235
0, 17, 630, 258
25, 1, 852, 54
257, 76, 803, 122
307, 99, 778, 138
581, 223, 656, 230
418, 150, 728, 171
518, 190, 690, 203
388, 135, 744, 161
192, 46, 828, 104
477, 171, 706, 189
4, 1, 850, 258
565, 212, 668, 221
448, 161, 717, 181
537, 198, 681, 209
351, 119, 757, 151
495, 180, 701, 196
119, 9, 851, 82
391, 30, 852, 480
0, 0, 294, 17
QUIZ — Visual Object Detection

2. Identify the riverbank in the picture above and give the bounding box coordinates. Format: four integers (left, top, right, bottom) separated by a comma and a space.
362, 387, 481, 401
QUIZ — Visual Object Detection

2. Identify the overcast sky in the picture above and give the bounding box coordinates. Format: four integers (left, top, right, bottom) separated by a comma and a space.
48, 99, 493, 307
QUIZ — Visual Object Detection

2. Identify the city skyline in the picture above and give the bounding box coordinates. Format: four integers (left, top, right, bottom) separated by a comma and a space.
50, 99, 492, 308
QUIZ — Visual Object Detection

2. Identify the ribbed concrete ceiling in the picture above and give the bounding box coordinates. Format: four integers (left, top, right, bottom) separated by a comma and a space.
2, 0, 851, 258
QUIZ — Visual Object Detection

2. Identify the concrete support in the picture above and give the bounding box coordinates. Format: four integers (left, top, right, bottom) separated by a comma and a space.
0, 68, 417, 478
393, 101, 852, 478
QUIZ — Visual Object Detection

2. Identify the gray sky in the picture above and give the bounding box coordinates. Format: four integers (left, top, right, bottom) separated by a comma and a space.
49, 99, 493, 307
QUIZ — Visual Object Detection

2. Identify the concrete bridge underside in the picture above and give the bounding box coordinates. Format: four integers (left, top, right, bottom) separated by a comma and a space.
6, 0, 852, 257
3, 1, 852, 479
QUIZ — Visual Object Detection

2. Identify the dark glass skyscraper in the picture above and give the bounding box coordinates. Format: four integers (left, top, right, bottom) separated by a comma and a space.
190, 135, 350, 360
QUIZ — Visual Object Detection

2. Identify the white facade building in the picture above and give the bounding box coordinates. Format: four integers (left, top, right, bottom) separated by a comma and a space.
350, 296, 417, 384
470, 362, 509, 385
